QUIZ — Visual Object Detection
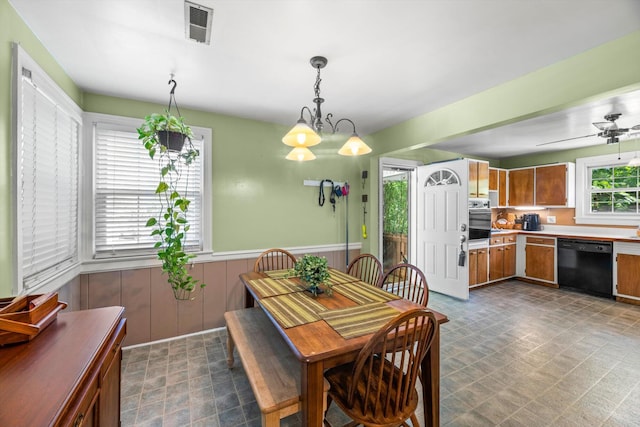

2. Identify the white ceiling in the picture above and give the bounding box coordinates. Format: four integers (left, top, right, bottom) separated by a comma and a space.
8, 0, 640, 159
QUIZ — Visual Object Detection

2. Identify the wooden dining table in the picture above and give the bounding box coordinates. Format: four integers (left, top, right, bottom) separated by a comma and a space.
240, 269, 449, 427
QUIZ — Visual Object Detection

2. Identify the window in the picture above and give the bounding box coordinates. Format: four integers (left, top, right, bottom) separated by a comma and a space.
13, 44, 83, 292
589, 165, 639, 213
576, 151, 640, 225
89, 114, 211, 258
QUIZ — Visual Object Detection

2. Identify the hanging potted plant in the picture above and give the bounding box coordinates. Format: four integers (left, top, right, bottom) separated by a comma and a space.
138, 112, 194, 153
137, 78, 204, 300
293, 254, 331, 296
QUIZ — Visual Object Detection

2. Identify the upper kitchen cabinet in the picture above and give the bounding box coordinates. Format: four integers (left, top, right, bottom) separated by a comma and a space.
535, 163, 575, 207
508, 168, 534, 206
469, 159, 489, 199
489, 167, 508, 208
507, 163, 575, 207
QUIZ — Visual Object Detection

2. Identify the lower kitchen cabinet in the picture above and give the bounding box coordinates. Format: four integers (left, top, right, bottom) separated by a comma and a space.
525, 236, 556, 282
504, 244, 516, 277
616, 254, 640, 297
489, 234, 517, 281
614, 242, 640, 301
469, 248, 488, 286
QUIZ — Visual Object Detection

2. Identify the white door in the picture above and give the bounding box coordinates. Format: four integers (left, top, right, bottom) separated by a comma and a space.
416, 160, 469, 300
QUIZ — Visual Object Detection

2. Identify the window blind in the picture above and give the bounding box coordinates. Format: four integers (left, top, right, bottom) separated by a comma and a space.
19, 73, 80, 288
94, 124, 203, 257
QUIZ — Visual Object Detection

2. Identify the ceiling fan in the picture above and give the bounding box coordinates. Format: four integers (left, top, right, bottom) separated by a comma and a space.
537, 113, 640, 146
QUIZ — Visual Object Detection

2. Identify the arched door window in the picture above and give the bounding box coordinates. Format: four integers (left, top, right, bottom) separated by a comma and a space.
425, 169, 460, 187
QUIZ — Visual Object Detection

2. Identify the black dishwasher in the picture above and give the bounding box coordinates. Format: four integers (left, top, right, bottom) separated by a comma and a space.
557, 238, 613, 298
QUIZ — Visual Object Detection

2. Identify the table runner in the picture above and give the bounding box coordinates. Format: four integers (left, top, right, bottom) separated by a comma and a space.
332, 281, 401, 305
248, 277, 304, 298
259, 292, 328, 328
320, 303, 401, 339
264, 269, 295, 279
326, 268, 360, 286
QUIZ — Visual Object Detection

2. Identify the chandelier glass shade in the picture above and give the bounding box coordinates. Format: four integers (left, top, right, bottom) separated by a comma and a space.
338, 133, 373, 156
285, 146, 316, 161
283, 56, 372, 160
282, 117, 321, 147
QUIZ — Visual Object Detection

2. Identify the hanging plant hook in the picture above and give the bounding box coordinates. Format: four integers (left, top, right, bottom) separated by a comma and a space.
166, 74, 182, 118
168, 75, 177, 95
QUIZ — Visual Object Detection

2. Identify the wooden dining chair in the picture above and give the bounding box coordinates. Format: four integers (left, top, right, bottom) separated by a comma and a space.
346, 253, 382, 286
323, 308, 438, 427
380, 263, 429, 307
253, 248, 297, 272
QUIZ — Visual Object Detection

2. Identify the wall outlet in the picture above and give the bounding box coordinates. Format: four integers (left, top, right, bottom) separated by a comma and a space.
547, 215, 556, 224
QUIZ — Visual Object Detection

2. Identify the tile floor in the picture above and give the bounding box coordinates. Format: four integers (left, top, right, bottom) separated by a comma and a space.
121, 280, 640, 426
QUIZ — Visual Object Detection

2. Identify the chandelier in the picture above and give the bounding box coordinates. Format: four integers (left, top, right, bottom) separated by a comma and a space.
283, 56, 372, 161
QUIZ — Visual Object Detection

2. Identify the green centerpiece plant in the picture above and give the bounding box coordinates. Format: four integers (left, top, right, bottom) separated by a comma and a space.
294, 254, 331, 296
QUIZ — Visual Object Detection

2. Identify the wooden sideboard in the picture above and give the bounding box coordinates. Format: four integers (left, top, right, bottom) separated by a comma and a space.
0, 306, 126, 426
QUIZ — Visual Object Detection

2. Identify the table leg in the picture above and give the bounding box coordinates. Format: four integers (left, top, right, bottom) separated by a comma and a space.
301, 360, 325, 427
226, 333, 235, 368
421, 324, 441, 427
245, 287, 254, 308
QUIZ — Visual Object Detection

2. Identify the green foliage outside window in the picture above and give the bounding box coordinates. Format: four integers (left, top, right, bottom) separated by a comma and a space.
383, 180, 408, 234
590, 166, 639, 213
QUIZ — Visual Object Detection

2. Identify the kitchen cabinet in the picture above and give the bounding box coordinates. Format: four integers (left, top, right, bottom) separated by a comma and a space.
535, 163, 575, 207
508, 168, 534, 206
469, 159, 489, 199
489, 168, 508, 208
469, 248, 488, 286
0, 307, 126, 427
488, 234, 517, 281
508, 163, 575, 207
613, 243, 640, 301
524, 236, 556, 282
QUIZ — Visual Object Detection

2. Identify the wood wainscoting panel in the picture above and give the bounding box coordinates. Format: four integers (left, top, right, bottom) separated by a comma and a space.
57, 275, 82, 312
80, 274, 89, 310
122, 268, 151, 346
87, 271, 122, 309
150, 267, 178, 341
203, 261, 227, 329
177, 263, 205, 335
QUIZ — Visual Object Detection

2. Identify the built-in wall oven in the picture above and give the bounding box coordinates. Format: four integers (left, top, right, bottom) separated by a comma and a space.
468, 199, 491, 240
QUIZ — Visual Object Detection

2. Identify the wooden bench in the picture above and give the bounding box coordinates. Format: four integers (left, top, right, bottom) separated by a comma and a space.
224, 307, 329, 427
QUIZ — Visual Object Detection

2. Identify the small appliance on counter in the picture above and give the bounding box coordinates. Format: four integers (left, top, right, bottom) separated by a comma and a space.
522, 213, 541, 231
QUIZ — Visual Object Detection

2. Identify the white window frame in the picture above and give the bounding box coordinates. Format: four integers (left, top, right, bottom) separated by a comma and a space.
12, 43, 83, 295
575, 151, 640, 226
82, 112, 212, 266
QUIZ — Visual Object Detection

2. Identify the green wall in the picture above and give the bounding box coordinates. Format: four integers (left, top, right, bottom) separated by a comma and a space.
83, 94, 367, 253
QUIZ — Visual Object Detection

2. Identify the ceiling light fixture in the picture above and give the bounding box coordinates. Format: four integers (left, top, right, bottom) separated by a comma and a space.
283, 56, 372, 160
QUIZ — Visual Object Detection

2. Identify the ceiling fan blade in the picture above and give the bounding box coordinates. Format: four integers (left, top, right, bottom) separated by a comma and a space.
536, 133, 598, 146
593, 121, 618, 131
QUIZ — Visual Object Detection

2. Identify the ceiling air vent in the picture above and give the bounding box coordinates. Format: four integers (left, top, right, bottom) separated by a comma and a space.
184, 1, 213, 44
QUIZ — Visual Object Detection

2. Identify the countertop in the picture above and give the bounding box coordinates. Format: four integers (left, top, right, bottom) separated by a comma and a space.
489, 225, 640, 243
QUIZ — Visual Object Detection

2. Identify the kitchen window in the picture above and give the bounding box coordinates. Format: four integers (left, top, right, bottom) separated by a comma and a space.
86, 113, 212, 259
576, 151, 640, 225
